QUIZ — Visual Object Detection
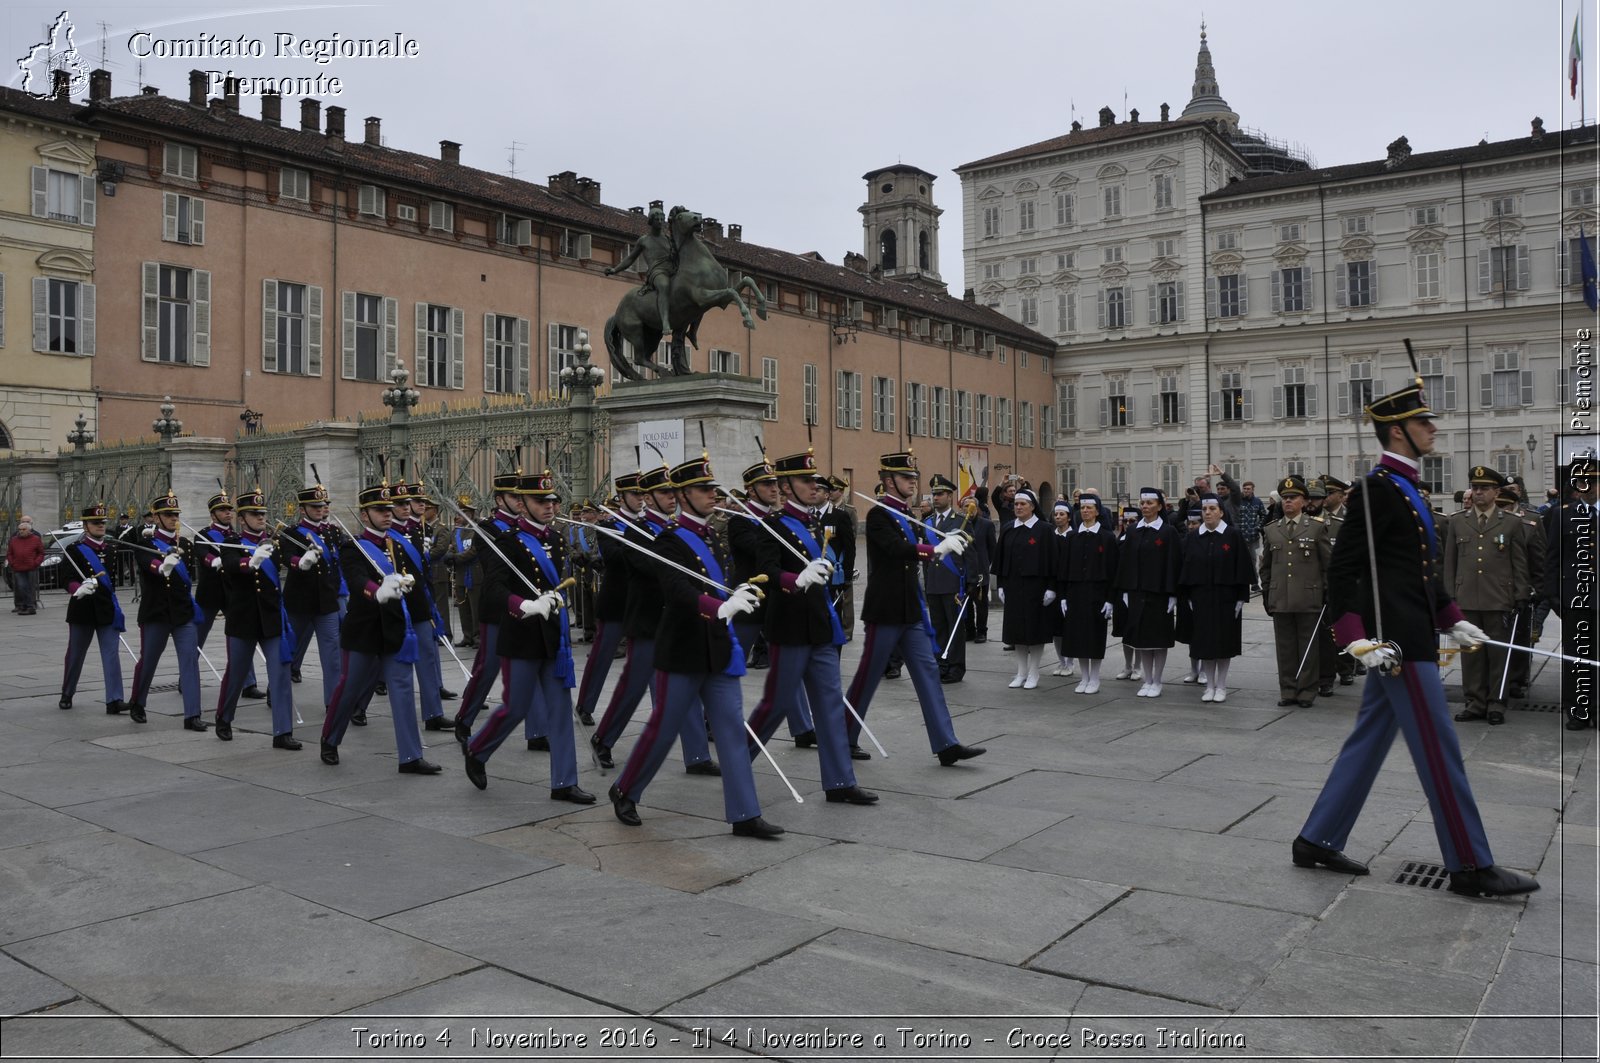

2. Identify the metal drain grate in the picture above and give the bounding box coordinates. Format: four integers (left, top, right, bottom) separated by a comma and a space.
149, 682, 180, 694
1512, 701, 1562, 713
1394, 860, 1448, 889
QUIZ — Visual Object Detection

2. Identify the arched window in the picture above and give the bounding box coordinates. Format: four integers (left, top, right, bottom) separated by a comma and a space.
879, 229, 897, 271
918, 230, 931, 271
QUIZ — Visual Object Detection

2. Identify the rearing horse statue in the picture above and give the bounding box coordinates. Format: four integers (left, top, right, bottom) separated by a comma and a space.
604, 206, 768, 381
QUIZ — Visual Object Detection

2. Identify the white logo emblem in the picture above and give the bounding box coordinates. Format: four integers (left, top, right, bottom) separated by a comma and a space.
16, 11, 88, 101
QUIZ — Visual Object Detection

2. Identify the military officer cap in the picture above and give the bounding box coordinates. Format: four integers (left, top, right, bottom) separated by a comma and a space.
928, 473, 957, 494
457, 493, 477, 513
774, 448, 824, 480
410, 481, 434, 506
1495, 486, 1519, 506
1278, 475, 1309, 498
1469, 465, 1510, 488
81, 500, 110, 521
296, 482, 329, 505
1366, 380, 1435, 422
492, 469, 521, 494
386, 480, 412, 503
669, 454, 720, 490
878, 449, 918, 475
826, 475, 849, 493
150, 490, 181, 514
1306, 478, 1327, 499
207, 490, 234, 512
235, 488, 267, 513
614, 471, 643, 493
519, 470, 558, 500
1322, 475, 1349, 493
638, 465, 673, 492
357, 482, 394, 509
742, 458, 778, 486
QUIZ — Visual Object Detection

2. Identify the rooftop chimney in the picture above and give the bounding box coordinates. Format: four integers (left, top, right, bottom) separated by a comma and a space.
440, 140, 460, 164
189, 69, 207, 106
89, 68, 110, 102
1160, 102, 1170, 122
576, 176, 601, 204
260, 91, 281, 126
1384, 135, 1412, 169
549, 171, 578, 196
52, 69, 71, 101
843, 250, 868, 273
142, 85, 159, 96
364, 116, 381, 146
701, 217, 723, 238
1098, 106, 1115, 127
300, 97, 320, 132
1070, 120, 1082, 133
1531, 116, 1546, 140
325, 105, 345, 141
1128, 107, 1140, 124
628, 205, 645, 215
223, 76, 240, 112
963, 287, 976, 303
727, 223, 742, 242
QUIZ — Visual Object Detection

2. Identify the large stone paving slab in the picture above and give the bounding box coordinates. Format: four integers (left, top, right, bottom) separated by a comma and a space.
1306, 886, 1522, 974
0, 950, 77, 1016
988, 817, 1349, 916
0, 832, 249, 945
1385, 798, 1559, 872
380, 865, 827, 1013
1032, 892, 1313, 1008
965, 770, 1276, 833
180, 746, 380, 796
0, 999, 174, 1059
957, 731, 1205, 782
0, 803, 104, 852
198, 816, 555, 918
1221, 788, 1422, 850
1067, 984, 1227, 1055
715, 843, 1124, 964
5, 885, 477, 1058
1458, 948, 1598, 1060
0, 745, 211, 808
310, 768, 566, 834
66, 780, 365, 855
1512, 839, 1599, 962
775, 785, 1066, 860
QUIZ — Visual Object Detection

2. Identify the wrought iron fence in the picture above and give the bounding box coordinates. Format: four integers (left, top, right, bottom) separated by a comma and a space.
58, 441, 172, 525
231, 428, 308, 524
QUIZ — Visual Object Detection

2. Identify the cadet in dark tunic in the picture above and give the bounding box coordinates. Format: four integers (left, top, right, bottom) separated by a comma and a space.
453, 473, 522, 743
58, 501, 128, 715
991, 488, 1056, 689
1116, 489, 1181, 696
213, 489, 299, 747
1177, 494, 1252, 703
280, 480, 344, 710
123, 490, 204, 729
572, 476, 637, 729
1058, 492, 1119, 693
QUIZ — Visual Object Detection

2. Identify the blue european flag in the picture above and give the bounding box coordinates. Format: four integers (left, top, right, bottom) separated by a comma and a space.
1581, 224, 1598, 312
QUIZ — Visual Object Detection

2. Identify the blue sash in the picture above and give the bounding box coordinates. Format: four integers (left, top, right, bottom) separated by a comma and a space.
778, 513, 846, 647
674, 526, 746, 677
151, 536, 203, 626
299, 523, 346, 597
1382, 470, 1440, 563
454, 529, 474, 590
389, 528, 443, 628
515, 529, 575, 687
243, 535, 296, 662
883, 506, 939, 649
357, 538, 417, 663
73, 541, 125, 632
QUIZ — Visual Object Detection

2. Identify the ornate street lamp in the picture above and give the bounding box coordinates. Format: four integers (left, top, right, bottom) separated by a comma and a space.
381, 360, 422, 412
151, 396, 183, 442
66, 411, 94, 451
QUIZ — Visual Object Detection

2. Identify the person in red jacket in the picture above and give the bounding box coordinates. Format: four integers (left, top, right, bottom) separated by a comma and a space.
7, 515, 45, 615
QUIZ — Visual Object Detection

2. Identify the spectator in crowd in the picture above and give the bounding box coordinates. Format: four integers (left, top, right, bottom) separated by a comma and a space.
1235, 480, 1268, 591
7, 515, 45, 615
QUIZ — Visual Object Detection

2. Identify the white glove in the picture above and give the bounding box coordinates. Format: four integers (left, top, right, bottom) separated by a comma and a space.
375, 573, 404, 603
296, 546, 321, 571
717, 585, 759, 620
1167, 596, 1178, 616
248, 542, 274, 569
933, 535, 967, 558
461, 537, 473, 550
996, 587, 1006, 604
518, 598, 539, 619
529, 591, 562, 619
1122, 593, 1129, 607
1101, 601, 1114, 619
1042, 590, 1057, 607
72, 579, 98, 599
1234, 601, 1244, 619
423, 537, 433, 551
1449, 619, 1489, 649
1060, 599, 1069, 617
396, 572, 416, 594
1345, 639, 1399, 670
795, 557, 831, 590
209, 555, 223, 570
157, 550, 182, 577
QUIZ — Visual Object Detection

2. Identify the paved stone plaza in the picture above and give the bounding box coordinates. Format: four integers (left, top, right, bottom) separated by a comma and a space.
0, 589, 1594, 1062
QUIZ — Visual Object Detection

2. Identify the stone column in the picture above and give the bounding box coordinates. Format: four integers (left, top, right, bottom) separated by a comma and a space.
299, 423, 361, 509
599, 373, 770, 483
12, 456, 62, 525
163, 438, 232, 519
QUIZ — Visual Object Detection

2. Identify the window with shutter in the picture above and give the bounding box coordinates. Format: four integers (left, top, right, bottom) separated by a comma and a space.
449, 307, 465, 389
761, 357, 778, 420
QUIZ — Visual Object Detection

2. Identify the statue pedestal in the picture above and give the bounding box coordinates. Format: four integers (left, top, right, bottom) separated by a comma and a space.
599, 374, 770, 484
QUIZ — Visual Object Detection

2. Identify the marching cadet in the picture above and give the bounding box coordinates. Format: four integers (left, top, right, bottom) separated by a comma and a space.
608, 454, 782, 838
125, 490, 206, 730
843, 450, 986, 766
821, 475, 857, 638
924, 474, 970, 684
445, 498, 480, 648
213, 489, 300, 747
193, 492, 264, 702
589, 464, 717, 774
453, 472, 522, 744
463, 470, 592, 804
572, 479, 637, 730
280, 479, 344, 710
1443, 466, 1530, 726
320, 479, 440, 774
58, 500, 129, 715
1259, 476, 1333, 708
388, 481, 454, 731
744, 449, 876, 805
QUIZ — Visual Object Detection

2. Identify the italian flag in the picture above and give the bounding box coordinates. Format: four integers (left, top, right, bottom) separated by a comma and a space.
1573, 12, 1583, 100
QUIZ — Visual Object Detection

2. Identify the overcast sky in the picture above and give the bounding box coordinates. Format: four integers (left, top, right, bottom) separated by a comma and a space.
5, 0, 1589, 290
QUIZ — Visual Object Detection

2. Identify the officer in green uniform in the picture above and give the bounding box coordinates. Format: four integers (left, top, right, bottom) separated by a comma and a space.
1443, 466, 1529, 725
1259, 475, 1333, 707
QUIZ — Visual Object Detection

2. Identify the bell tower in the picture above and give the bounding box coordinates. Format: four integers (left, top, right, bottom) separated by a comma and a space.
860, 165, 942, 286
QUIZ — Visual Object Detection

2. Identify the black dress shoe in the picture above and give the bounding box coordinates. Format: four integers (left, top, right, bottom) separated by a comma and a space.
882, 667, 902, 679
792, 730, 817, 749
551, 784, 596, 804
183, 716, 209, 732
1506, 685, 1528, 700
1448, 865, 1540, 898
1277, 698, 1298, 707
320, 741, 339, 765
1339, 675, 1354, 686
374, 682, 387, 696
398, 757, 442, 775
527, 736, 550, 751
1487, 709, 1505, 725
937, 743, 987, 767
1291, 836, 1370, 875
439, 687, 457, 700
272, 732, 302, 750
290, 670, 303, 684
58, 695, 72, 711
127, 702, 147, 724
104, 699, 125, 714
577, 710, 595, 727
973, 635, 988, 644
731, 815, 785, 839
591, 738, 615, 769
609, 783, 641, 826
1002, 643, 1015, 651
1354, 663, 1367, 675
464, 753, 488, 790
241, 685, 266, 700
214, 720, 233, 741
454, 718, 471, 748
423, 716, 452, 731
940, 671, 964, 684
1454, 709, 1487, 722
454, 639, 474, 648
350, 711, 367, 727
1318, 683, 1335, 697
825, 785, 879, 805
1296, 699, 1315, 708
685, 760, 722, 777
849, 744, 872, 760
